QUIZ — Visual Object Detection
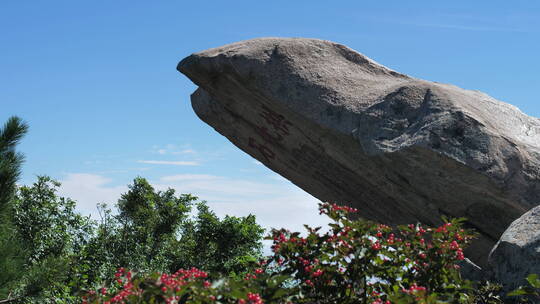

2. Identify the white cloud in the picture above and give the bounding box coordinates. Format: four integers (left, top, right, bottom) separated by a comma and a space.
410, 22, 530, 33
83, 160, 103, 165
137, 160, 199, 166
152, 144, 197, 155
155, 175, 278, 198
154, 174, 331, 234
58, 173, 126, 218
174, 149, 196, 155
160, 174, 220, 182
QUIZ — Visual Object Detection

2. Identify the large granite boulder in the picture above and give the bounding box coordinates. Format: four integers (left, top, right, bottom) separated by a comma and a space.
178, 38, 540, 266
488, 205, 540, 291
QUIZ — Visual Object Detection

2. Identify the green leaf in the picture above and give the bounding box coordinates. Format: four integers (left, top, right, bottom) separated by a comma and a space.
507, 287, 529, 297
270, 288, 290, 299
527, 273, 540, 288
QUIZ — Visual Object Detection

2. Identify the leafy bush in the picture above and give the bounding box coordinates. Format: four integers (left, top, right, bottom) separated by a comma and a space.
467, 281, 503, 304
85, 202, 479, 303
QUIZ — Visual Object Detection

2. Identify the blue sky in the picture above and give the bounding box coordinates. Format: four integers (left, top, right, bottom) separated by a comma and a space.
2, 1, 540, 235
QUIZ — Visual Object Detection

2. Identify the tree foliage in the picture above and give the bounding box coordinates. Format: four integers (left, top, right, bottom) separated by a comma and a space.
10, 176, 94, 302
0, 116, 29, 300
0, 116, 28, 209
7, 175, 264, 303
172, 202, 264, 276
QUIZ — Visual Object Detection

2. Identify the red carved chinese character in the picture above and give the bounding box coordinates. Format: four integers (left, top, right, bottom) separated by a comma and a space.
248, 137, 275, 162
255, 126, 283, 143
259, 105, 292, 136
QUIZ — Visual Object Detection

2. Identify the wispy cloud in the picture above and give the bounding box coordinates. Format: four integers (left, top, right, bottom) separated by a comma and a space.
152, 144, 197, 155
160, 174, 220, 182
83, 160, 104, 165
155, 175, 278, 197
137, 160, 199, 166
174, 149, 196, 155
370, 13, 534, 33
407, 22, 530, 33
58, 173, 127, 218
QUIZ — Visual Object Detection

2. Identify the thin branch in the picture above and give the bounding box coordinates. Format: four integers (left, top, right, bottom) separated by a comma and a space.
0, 294, 22, 304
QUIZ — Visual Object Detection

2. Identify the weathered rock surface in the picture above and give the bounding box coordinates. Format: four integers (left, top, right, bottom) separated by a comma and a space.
178, 38, 540, 266
488, 205, 540, 291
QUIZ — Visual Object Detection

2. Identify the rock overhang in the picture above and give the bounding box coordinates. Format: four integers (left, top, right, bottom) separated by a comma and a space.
178, 37, 540, 267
